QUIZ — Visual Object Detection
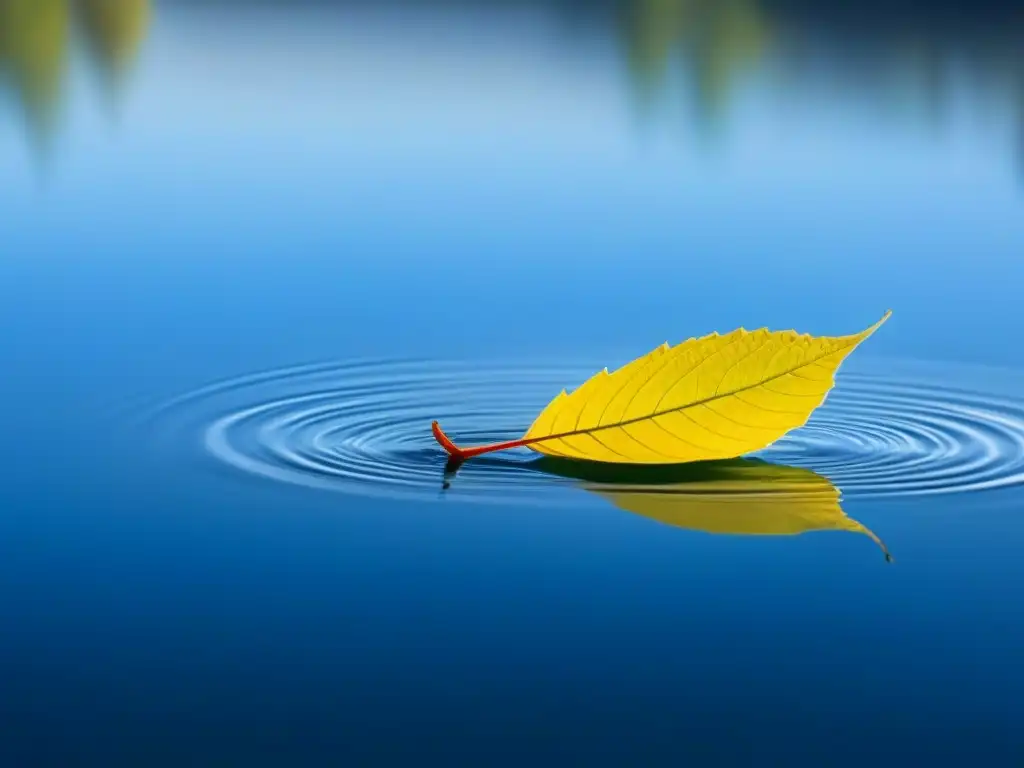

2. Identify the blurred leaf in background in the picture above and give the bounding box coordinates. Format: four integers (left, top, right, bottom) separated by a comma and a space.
77, 0, 150, 85
0, 0, 71, 150
0, 0, 149, 154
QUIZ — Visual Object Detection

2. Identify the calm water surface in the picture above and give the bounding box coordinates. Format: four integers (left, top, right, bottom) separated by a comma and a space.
2, 1, 1024, 764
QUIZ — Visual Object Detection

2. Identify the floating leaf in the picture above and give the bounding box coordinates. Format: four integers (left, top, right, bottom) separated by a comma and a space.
433, 311, 890, 464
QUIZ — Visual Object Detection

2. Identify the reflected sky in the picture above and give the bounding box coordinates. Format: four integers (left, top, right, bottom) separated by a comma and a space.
3, 0, 1022, 376
1, 0, 1021, 177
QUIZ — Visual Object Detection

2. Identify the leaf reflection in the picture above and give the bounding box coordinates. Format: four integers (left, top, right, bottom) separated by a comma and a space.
446, 455, 892, 562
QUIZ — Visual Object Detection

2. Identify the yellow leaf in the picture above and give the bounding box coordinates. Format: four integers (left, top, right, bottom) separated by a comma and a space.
432, 311, 890, 464
535, 456, 891, 560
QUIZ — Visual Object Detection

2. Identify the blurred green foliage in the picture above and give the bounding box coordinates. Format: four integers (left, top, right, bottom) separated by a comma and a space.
621, 0, 768, 126
0, 0, 149, 146
1, 0, 1020, 161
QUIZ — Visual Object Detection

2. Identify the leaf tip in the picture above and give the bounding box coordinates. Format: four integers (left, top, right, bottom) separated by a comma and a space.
860, 309, 893, 338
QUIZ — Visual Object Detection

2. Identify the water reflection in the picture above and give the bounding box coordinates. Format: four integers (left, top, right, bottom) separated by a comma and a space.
447, 456, 892, 561
77, 0, 151, 83
620, 0, 769, 132
1, 0, 1020, 167
620, 0, 1024, 147
0, 0, 149, 149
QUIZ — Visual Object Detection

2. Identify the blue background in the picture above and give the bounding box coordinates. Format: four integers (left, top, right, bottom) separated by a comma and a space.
2, 1, 1023, 764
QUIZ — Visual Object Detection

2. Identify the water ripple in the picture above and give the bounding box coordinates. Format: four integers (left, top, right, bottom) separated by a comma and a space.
144, 357, 1024, 503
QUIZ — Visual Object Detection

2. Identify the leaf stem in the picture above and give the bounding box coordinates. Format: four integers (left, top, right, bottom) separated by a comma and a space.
431, 421, 534, 460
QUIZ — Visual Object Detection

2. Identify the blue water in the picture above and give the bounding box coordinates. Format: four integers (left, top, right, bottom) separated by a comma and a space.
3, 2, 1024, 764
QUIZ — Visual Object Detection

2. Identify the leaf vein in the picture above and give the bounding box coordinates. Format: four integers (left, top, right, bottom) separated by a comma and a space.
653, 334, 744, 414
713, 337, 772, 397
761, 383, 826, 398
732, 393, 806, 415
701, 402, 779, 432
593, 350, 666, 427
619, 424, 689, 460
583, 431, 632, 461
664, 409, 747, 446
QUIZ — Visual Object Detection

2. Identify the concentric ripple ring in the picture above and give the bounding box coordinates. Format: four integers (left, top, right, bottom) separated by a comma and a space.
143, 357, 1024, 503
